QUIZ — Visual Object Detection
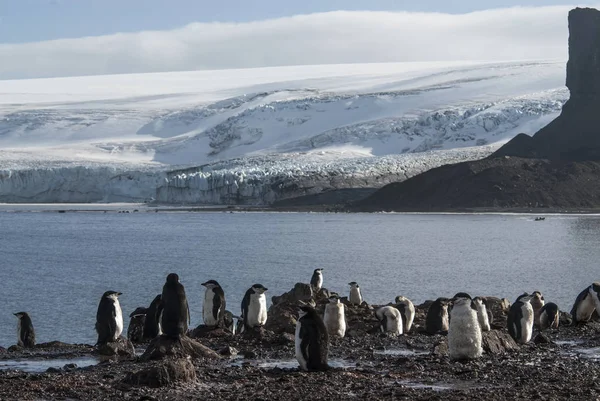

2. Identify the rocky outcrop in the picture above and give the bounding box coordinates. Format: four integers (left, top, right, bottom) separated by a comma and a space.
124, 359, 196, 388
265, 283, 315, 334
140, 335, 221, 361
495, 8, 600, 161
94, 337, 135, 358
482, 330, 518, 354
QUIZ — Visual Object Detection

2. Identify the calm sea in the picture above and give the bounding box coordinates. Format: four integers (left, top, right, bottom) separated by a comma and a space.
1, 206, 599, 346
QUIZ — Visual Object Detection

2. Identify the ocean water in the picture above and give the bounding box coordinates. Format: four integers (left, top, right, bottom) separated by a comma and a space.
1, 207, 599, 346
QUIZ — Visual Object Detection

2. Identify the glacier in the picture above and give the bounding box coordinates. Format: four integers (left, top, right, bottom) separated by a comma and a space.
0, 61, 568, 204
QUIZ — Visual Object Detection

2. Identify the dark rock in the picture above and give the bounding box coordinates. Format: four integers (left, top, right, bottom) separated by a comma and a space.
218, 346, 238, 357
124, 359, 196, 388
243, 350, 257, 359
533, 333, 554, 344
188, 325, 232, 339
127, 313, 146, 344
63, 363, 78, 371
46, 367, 62, 373
432, 340, 448, 357
7, 345, 22, 352
95, 337, 135, 358
140, 335, 220, 361
266, 283, 314, 334
482, 330, 518, 354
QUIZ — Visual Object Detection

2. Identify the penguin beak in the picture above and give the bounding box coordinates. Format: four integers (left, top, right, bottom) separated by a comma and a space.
117, 292, 123, 296
264, 288, 268, 291
13, 313, 18, 317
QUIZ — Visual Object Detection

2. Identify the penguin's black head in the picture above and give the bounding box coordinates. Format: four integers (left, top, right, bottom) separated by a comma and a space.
395, 296, 408, 303
252, 284, 268, 294
103, 290, 122, 298
328, 295, 340, 303
298, 305, 316, 318
516, 292, 531, 302
313, 268, 323, 273
452, 292, 472, 300
129, 307, 148, 318
13, 312, 28, 319
201, 280, 221, 288
166, 273, 180, 284
349, 282, 359, 287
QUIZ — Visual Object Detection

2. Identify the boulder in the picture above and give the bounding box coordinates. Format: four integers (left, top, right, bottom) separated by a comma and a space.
124, 358, 196, 388
266, 283, 314, 334
95, 337, 135, 358
140, 335, 220, 361
481, 330, 518, 355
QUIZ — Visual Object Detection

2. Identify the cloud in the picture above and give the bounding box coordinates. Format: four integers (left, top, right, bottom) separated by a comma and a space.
0, 6, 585, 80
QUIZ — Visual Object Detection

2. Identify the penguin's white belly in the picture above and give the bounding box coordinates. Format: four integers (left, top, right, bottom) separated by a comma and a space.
520, 303, 534, 343
247, 295, 267, 327
402, 304, 415, 333
577, 294, 596, 321
349, 288, 362, 305
295, 322, 307, 371
203, 291, 218, 326
476, 306, 491, 332
448, 307, 482, 360
16, 320, 21, 345
324, 304, 346, 337
315, 276, 323, 290
114, 301, 124, 340
386, 313, 403, 336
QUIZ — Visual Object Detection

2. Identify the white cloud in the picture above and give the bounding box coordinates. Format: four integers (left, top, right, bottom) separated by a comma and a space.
0, 6, 587, 80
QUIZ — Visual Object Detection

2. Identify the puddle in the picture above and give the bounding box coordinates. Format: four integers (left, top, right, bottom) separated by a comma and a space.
555, 340, 583, 347
0, 357, 99, 373
373, 348, 428, 357
398, 380, 481, 392
570, 347, 600, 360
230, 358, 355, 369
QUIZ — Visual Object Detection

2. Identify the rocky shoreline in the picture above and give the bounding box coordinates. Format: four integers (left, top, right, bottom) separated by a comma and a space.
2, 287, 600, 400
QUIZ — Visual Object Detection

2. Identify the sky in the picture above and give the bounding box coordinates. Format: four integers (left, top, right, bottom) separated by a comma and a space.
0, 1, 593, 80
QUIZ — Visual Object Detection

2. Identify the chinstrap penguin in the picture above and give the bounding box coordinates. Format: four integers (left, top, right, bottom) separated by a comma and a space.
570, 283, 600, 325
323, 295, 346, 338
296, 305, 329, 371
472, 297, 491, 332
531, 291, 545, 327
161, 273, 190, 337
95, 291, 124, 345
507, 293, 534, 344
394, 296, 415, 333
425, 298, 450, 335
14, 312, 35, 348
375, 306, 403, 336
201, 280, 226, 327
348, 282, 363, 306
241, 284, 268, 331
448, 294, 482, 361
310, 268, 324, 292
143, 294, 162, 340
127, 307, 147, 343
539, 302, 560, 330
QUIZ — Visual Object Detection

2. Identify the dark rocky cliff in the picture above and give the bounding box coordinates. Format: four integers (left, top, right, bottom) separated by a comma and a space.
495, 8, 600, 161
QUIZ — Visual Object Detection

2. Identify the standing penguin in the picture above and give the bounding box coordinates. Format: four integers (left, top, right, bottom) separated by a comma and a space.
394, 296, 415, 333
348, 282, 363, 306
531, 291, 545, 327
507, 293, 534, 344
570, 283, 600, 325
241, 284, 268, 331
472, 297, 491, 332
448, 295, 482, 361
14, 312, 35, 348
95, 291, 124, 345
201, 280, 226, 327
143, 294, 162, 340
425, 298, 450, 335
539, 302, 560, 330
310, 269, 324, 292
375, 306, 403, 336
296, 305, 329, 371
161, 273, 190, 338
323, 296, 346, 338
127, 307, 147, 344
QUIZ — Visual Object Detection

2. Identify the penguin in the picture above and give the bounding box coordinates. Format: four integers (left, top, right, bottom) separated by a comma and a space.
323, 295, 346, 338
448, 294, 482, 361
295, 305, 329, 371
394, 296, 415, 333
201, 280, 226, 327
531, 291, 545, 327
472, 297, 491, 332
425, 298, 450, 335
127, 307, 147, 344
348, 282, 363, 306
241, 284, 268, 331
375, 306, 403, 336
507, 293, 534, 344
539, 302, 560, 331
95, 291, 124, 345
223, 310, 239, 335
143, 294, 162, 340
310, 268, 324, 292
14, 312, 35, 348
570, 283, 600, 324
161, 273, 190, 337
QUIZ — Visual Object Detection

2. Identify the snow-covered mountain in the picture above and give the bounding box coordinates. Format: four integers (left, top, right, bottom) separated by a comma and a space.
0, 61, 567, 204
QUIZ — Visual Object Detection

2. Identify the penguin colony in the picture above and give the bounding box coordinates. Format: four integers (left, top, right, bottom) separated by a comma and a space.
11, 269, 600, 368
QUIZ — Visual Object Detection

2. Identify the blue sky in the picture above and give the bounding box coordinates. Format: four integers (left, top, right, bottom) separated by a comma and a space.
0, 0, 580, 43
